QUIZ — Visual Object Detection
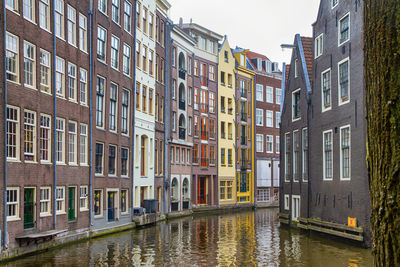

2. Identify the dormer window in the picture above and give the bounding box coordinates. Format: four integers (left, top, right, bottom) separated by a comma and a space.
200, 37, 206, 50
265, 60, 272, 73
224, 51, 228, 62
257, 58, 262, 71
240, 54, 245, 66
209, 41, 214, 53
332, 0, 338, 8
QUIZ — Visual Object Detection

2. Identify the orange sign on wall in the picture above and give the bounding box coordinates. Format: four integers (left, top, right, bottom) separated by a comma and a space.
348, 217, 357, 227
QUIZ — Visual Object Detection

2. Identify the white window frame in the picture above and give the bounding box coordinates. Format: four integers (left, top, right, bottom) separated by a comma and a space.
80, 123, 88, 165
6, 187, 20, 221
56, 186, 65, 214
109, 82, 118, 132
94, 189, 103, 217
256, 109, 263, 126
79, 13, 88, 52
6, 0, 19, 13
112, 0, 120, 24
293, 130, 299, 182
124, 1, 132, 33
23, 110, 37, 162
98, 0, 107, 15
97, 26, 107, 62
40, 113, 52, 163
294, 59, 299, 78
266, 86, 273, 103
321, 68, 332, 112
121, 88, 130, 135
292, 195, 300, 221
276, 88, 282, 105
80, 186, 89, 211
6, 105, 20, 161
111, 35, 120, 70
256, 84, 263, 101
284, 194, 289, 210
292, 88, 301, 121
332, 0, 338, 8
40, 187, 51, 216
276, 136, 280, 154
79, 68, 88, 105
266, 135, 273, 153
120, 189, 129, 214
55, 56, 65, 97
276, 112, 281, 128
23, 0, 35, 22
284, 132, 290, 182
40, 49, 51, 94
67, 5, 76, 46
256, 134, 263, 153
108, 144, 117, 176
68, 120, 77, 165
123, 43, 131, 76
68, 62, 77, 101
302, 128, 308, 182
121, 147, 129, 177
266, 110, 273, 127
23, 41, 36, 89
338, 12, 350, 46
56, 117, 65, 163
340, 125, 351, 181
323, 129, 333, 181
338, 57, 350, 106
55, 0, 65, 39
315, 33, 323, 58
6, 32, 19, 83
96, 76, 106, 128
39, 0, 51, 31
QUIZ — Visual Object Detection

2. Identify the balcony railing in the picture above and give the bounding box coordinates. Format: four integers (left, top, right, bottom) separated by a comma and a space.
179, 99, 186, 110
179, 68, 186, 80
241, 112, 247, 122
179, 128, 186, 140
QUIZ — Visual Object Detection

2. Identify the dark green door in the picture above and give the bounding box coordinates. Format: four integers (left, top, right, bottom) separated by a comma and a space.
24, 188, 35, 229
68, 187, 76, 221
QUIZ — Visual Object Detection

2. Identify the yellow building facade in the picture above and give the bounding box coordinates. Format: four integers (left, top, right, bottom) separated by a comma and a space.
218, 37, 237, 206
233, 49, 256, 205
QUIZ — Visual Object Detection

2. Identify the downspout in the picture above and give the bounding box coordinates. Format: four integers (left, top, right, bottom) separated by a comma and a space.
280, 63, 286, 212
216, 55, 219, 208
52, 0, 58, 230
234, 70, 238, 205
88, 0, 93, 226
252, 75, 256, 206
3, 0, 8, 249
191, 51, 194, 208
132, 0, 138, 212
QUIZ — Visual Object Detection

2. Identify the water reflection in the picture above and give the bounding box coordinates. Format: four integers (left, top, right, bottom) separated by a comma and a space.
3, 209, 372, 267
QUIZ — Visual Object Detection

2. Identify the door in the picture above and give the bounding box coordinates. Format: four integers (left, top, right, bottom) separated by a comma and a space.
24, 188, 35, 229
68, 187, 76, 221
198, 177, 206, 204
140, 187, 146, 207
108, 192, 115, 221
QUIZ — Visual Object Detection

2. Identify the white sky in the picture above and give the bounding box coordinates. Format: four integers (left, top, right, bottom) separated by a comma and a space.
168, 0, 320, 67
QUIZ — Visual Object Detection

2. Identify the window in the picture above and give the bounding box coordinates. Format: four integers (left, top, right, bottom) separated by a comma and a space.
227, 149, 232, 165
136, 41, 141, 68
24, 0, 35, 21
256, 109, 263, 126
313, 34, 324, 60
292, 195, 300, 221
121, 189, 128, 213
224, 51, 228, 62
95, 143, 104, 174
136, 1, 141, 28
123, 43, 131, 76
142, 7, 147, 34
24, 110, 36, 161
140, 136, 147, 176
149, 50, 154, 76
96, 76, 105, 128
79, 68, 87, 105
7, 106, 20, 160
266, 135, 273, 153
220, 71, 225, 85
209, 65, 215, 81
98, 0, 107, 14
284, 133, 291, 182
6, 33, 19, 83
124, 1, 132, 32
109, 83, 118, 131
322, 69, 331, 111
323, 130, 333, 180
68, 63, 77, 101
55, 57, 65, 96
194, 60, 198, 75
266, 110, 273, 127
188, 117, 192, 136
149, 13, 154, 39
276, 88, 282, 104
111, 35, 120, 70
149, 88, 153, 114
292, 89, 301, 120
209, 92, 215, 113
121, 148, 129, 176
80, 186, 88, 210
338, 58, 350, 104
142, 46, 147, 72
256, 84, 263, 101
24, 41, 36, 88
266, 86, 273, 103
94, 189, 103, 216
209, 41, 215, 53
67, 5, 76, 45
56, 187, 65, 213
339, 13, 350, 45
40, 49, 51, 93
276, 136, 280, 154
172, 79, 176, 100
200, 37, 206, 50
6, 0, 18, 11
40, 187, 51, 215
220, 181, 233, 200
109, 145, 116, 175
56, 118, 65, 163
136, 82, 140, 110
80, 124, 87, 165
68, 121, 77, 164
121, 89, 130, 134
97, 26, 107, 61
256, 134, 263, 152
332, 0, 338, 8
240, 54, 245, 66
221, 148, 225, 165
276, 112, 281, 128
112, 0, 120, 24
172, 112, 176, 132
142, 85, 147, 112
340, 126, 351, 180
293, 131, 299, 181
40, 114, 51, 162
7, 188, 19, 220
78, 14, 88, 52
55, 0, 64, 38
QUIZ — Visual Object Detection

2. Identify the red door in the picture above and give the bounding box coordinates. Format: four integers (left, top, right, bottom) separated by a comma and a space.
198, 177, 206, 204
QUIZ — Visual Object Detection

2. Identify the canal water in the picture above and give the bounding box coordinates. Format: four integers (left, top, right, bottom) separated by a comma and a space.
3, 208, 372, 267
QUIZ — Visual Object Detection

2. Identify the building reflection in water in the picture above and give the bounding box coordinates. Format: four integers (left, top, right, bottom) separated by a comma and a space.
3, 209, 372, 267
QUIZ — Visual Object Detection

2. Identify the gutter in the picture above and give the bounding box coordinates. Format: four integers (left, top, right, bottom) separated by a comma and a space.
132, 0, 138, 213
3, 0, 8, 249
88, 0, 93, 226
52, 0, 58, 230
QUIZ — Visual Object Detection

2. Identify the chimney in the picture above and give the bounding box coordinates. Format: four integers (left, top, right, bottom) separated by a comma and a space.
179, 17, 183, 28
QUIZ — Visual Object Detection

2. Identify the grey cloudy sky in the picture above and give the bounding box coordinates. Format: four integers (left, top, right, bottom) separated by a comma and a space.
168, 0, 320, 67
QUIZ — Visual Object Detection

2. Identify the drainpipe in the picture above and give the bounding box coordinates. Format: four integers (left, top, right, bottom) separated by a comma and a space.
3, 0, 8, 249
163, 20, 172, 214
88, 0, 93, 226
216, 56, 219, 208
52, 0, 58, 230
132, 0, 138, 213
191, 51, 194, 208
252, 75, 256, 207
234, 70, 238, 206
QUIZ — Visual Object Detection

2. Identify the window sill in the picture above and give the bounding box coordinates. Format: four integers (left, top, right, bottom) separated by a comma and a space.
94, 215, 104, 219
7, 159, 21, 163
7, 80, 21, 86
40, 161, 52, 165
56, 36, 66, 42
108, 175, 118, 178
95, 174, 104, 177
40, 213, 52, 218
7, 217, 21, 222
24, 161, 38, 164
56, 212, 66, 215
56, 162, 66, 166
80, 209, 89, 212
